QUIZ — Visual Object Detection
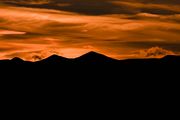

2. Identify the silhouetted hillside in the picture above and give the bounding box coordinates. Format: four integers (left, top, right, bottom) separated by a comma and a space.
0, 51, 180, 66
0, 51, 179, 95
0, 51, 179, 78
74, 51, 118, 65
36, 54, 70, 65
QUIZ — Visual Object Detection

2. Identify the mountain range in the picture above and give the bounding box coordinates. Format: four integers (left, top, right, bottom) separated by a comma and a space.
0, 51, 179, 90
0, 51, 180, 66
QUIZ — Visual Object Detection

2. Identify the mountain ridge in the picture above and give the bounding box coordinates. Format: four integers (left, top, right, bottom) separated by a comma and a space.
0, 51, 179, 80
0, 51, 180, 64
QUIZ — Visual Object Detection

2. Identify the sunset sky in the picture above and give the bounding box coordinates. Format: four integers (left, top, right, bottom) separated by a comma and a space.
0, 0, 180, 61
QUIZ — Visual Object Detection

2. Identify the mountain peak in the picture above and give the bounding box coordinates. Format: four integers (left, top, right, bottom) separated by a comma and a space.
87, 51, 100, 54
82, 51, 104, 56
75, 51, 117, 63
47, 54, 64, 59
77, 51, 107, 58
38, 54, 69, 63
11, 57, 24, 62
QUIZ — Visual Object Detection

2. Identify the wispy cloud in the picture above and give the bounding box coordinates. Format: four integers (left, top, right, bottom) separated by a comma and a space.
0, 30, 26, 35
0, 1, 180, 60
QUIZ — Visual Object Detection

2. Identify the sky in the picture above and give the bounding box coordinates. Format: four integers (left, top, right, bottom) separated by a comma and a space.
0, 0, 180, 61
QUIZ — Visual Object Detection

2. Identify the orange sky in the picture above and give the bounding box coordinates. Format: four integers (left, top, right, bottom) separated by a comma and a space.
0, 0, 180, 61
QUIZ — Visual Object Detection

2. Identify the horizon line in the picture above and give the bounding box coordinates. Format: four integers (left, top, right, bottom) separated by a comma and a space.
0, 51, 179, 62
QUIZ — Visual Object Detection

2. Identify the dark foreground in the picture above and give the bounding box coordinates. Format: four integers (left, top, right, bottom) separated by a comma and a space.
0, 52, 179, 107
0, 51, 179, 77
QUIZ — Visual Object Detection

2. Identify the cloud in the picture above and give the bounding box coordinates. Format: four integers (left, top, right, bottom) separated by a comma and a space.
2, 0, 180, 15
135, 47, 175, 58
32, 55, 42, 61
1, 0, 51, 5
112, 1, 180, 14
0, 1, 180, 60
0, 30, 26, 35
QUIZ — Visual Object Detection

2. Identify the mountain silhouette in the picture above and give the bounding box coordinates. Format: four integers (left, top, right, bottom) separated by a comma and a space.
74, 51, 118, 64
0, 51, 179, 65
11, 57, 25, 63
36, 54, 70, 64
0, 51, 180, 74
0, 51, 179, 89
162, 55, 180, 61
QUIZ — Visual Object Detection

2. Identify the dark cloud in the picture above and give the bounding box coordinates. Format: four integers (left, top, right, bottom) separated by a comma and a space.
138, 0, 180, 4
0, 47, 17, 52
141, 8, 178, 15
2, 0, 180, 15
1, 0, 120, 15
32, 55, 43, 61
